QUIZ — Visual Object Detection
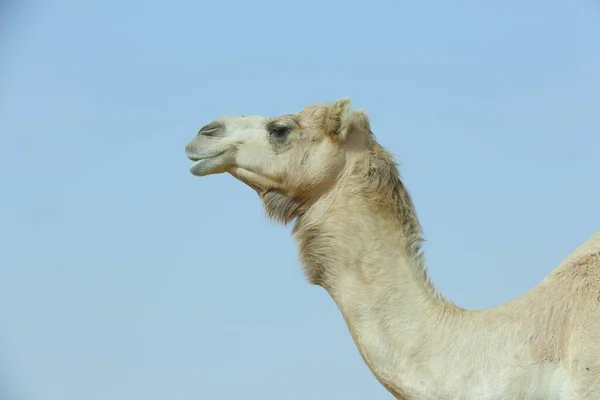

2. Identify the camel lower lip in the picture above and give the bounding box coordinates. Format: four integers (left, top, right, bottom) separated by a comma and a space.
190, 159, 214, 176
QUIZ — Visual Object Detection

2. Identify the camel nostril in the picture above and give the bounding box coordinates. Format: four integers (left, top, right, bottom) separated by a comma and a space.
197, 122, 226, 137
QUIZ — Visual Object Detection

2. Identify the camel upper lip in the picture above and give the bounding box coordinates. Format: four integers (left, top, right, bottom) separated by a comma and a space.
185, 148, 225, 162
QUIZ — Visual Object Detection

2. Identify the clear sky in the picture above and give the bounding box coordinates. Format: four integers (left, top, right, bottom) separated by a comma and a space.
1, 1, 598, 399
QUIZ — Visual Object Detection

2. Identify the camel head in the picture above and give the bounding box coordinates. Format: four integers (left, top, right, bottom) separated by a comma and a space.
185, 98, 374, 224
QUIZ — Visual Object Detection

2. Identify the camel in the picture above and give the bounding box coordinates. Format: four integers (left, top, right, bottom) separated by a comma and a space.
184, 98, 600, 399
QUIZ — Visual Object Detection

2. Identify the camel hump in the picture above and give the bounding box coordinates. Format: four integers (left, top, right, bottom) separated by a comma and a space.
560, 231, 600, 268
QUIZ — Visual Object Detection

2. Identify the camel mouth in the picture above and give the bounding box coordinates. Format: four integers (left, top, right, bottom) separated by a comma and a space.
186, 148, 228, 176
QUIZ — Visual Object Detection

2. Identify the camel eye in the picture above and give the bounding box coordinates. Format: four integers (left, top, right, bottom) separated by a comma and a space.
269, 126, 290, 141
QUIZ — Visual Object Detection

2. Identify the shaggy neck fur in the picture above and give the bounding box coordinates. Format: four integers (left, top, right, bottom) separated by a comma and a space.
263, 145, 464, 397
263, 143, 450, 301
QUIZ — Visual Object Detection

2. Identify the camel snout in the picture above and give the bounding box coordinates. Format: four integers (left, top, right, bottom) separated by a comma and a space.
197, 121, 226, 138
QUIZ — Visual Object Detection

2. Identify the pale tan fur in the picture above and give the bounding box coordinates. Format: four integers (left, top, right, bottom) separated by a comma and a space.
185, 99, 600, 399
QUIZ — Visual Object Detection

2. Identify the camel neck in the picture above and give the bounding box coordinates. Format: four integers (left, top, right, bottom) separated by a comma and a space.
319, 211, 455, 397
293, 170, 465, 398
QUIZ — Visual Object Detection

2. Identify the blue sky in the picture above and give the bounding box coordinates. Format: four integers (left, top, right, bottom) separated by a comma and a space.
1, 1, 598, 399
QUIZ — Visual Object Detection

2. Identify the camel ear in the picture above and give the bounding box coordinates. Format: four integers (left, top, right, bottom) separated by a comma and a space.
324, 98, 371, 141
324, 98, 353, 141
